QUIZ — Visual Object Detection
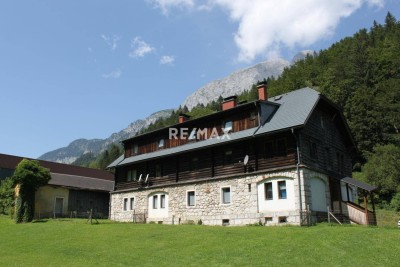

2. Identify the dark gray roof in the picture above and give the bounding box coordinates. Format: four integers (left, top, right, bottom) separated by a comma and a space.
255, 88, 320, 135
113, 87, 321, 167
49, 173, 114, 191
341, 177, 377, 192
107, 154, 124, 168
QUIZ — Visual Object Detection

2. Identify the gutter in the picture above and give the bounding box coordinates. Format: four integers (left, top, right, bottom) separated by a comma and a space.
291, 128, 303, 220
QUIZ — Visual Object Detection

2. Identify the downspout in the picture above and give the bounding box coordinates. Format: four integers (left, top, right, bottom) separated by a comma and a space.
291, 128, 303, 222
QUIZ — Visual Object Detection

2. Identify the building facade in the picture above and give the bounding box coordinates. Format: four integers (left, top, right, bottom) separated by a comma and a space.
109, 83, 375, 225
0, 153, 114, 218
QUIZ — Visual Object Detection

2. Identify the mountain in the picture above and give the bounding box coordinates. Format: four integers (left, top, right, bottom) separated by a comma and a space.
181, 58, 290, 110
39, 52, 314, 163
38, 110, 173, 163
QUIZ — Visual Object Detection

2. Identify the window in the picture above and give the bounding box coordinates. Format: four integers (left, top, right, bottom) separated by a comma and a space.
190, 157, 198, 171
123, 198, 128, 211
187, 191, 195, 206
278, 181, 287, 199
250, 111, 257, 121
160, 194, 166, 209
222, 219, 230, 226
127, 169, 137, 182
155, 164, 162, 177
264, 141, 274, 158
275, 138, 287, 157
153, 195, 158, 209
188, 128, 197, 140
223, 120, 233, 132
131, 144, 138, 155
248, 183, 252, 192
224, 150, 233, 165
221, 187, 231, 204
158, 139, 165, 148
130, 198, 134, 210
264, 138, 287, 158
265, 182, 273, 200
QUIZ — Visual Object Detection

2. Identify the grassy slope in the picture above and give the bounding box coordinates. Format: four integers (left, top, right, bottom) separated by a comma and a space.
0, 216, 399, 267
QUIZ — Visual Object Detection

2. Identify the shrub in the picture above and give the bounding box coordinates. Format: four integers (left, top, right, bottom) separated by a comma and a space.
390, 193, 400, 212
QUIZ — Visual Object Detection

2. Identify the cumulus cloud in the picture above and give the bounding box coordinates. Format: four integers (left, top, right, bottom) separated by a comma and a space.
160, 55, 175, 65
129, 37, 155, 58
102, 69, 122, 79
147, 0, 195, 15
150, 0, 385, 62
101, 34, 120, 51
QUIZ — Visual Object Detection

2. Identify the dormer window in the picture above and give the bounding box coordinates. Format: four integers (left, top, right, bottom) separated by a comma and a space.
188, 129, 197, 140
223, 120, 233, 133
158, 139, 165, 148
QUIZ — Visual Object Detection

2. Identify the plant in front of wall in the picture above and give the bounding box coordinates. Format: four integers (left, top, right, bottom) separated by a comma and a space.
13, 159, 51, 223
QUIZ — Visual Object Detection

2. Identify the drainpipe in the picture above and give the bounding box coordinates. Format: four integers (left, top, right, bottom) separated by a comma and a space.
291, 128, 303, 221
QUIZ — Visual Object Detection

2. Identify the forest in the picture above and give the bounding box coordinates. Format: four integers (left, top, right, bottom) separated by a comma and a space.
72, 13, 399, 209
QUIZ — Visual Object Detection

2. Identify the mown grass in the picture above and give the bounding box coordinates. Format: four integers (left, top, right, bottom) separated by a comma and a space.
0, 215, 399, 267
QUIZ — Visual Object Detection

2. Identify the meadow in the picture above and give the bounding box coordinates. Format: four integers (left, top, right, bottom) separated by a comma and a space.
0, 215, 399, 267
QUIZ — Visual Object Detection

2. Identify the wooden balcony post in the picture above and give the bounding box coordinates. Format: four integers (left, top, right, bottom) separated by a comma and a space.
363, 192, 369, 225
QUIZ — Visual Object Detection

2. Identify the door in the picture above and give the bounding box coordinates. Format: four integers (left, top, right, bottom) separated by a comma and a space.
54, 197, 64, 217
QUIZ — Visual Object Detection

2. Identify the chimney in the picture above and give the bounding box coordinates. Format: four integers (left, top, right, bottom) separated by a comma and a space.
222, 96, 238, 111
257, 81, 268, 101
178, 113, 190, 123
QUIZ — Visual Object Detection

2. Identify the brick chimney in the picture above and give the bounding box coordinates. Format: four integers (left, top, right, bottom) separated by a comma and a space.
222, 96, 238, 111
178, 113, 190, 123
257, 81, 268, 101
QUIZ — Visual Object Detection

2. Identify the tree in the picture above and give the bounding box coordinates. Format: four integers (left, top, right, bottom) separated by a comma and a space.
13, 159, 51, 223
363, 144, 400, 201
0, 177, 15, 215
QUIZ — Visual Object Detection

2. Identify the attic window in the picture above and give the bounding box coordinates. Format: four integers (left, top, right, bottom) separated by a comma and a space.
223, 120, 233, 133
250, 111, 256, 121
131, 144, 138, 155
158, 139, 165, 148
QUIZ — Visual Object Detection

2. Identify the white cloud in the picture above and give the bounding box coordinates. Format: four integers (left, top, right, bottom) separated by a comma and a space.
129, 37, 155, 58
150, 0, 385, 62
101, 34, 120, 51
147, 0, 195, 15
213, 0, 385, 62
160, 55, 175, 65
102, 69, 122, 79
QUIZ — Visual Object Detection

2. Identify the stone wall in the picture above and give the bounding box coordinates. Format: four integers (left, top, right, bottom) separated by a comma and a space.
110, 168, 324, 226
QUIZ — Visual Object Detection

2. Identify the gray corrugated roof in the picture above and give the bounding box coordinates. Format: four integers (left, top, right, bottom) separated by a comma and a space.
107, 154, 124, 168
49, 173, 115, 191
116, 87, 320, 166
341, 177, 377, 192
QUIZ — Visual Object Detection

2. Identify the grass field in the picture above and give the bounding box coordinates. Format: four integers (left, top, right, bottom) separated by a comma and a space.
0, 215, 399, 267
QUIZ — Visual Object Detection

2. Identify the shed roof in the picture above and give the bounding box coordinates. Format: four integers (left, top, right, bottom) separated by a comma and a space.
341, 177, 378, 192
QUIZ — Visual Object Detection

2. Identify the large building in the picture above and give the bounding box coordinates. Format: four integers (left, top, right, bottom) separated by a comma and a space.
108, 83, 376, 225
0, 153, 114, 218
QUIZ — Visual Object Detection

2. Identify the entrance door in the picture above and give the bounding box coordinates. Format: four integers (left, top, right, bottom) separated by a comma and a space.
54, 198, 64, 217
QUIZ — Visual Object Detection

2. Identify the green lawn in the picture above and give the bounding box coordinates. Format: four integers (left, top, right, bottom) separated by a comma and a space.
0, 216, 399, 267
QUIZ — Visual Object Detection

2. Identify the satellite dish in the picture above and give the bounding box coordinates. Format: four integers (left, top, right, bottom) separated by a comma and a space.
145, 174, 149, 183
243, 155, 249, 165
138, 174, 142, 182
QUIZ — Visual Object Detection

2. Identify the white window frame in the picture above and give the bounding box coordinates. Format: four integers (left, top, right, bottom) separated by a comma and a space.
153, 195, 158, 209
220, 186, 231, 205
187, 190, 196, 207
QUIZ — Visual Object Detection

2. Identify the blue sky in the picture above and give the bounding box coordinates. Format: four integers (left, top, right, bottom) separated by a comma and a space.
0, 0, 399, 159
